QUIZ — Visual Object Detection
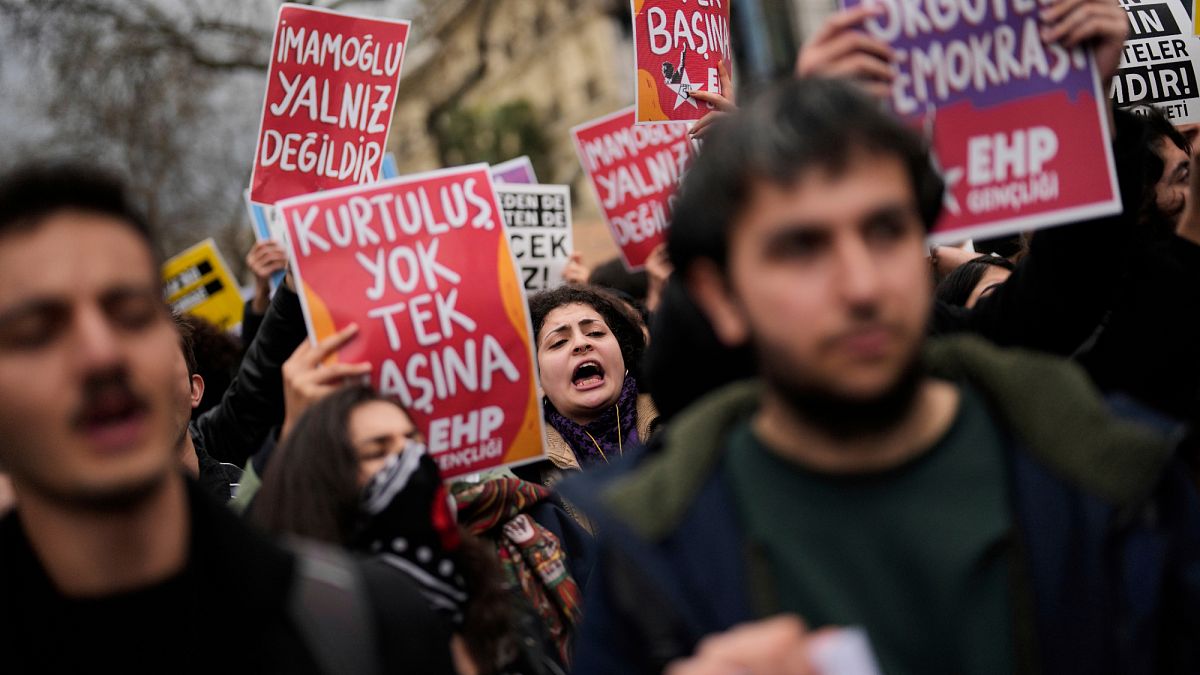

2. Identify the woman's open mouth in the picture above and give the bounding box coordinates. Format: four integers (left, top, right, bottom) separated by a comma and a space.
571, 360, 606, 391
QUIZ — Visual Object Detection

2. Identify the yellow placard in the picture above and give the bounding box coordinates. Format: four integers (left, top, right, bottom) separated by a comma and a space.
161, 238, 244, 331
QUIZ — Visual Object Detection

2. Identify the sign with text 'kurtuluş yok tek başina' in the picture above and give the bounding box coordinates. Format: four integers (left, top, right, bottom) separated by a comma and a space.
275, 164, 546, 479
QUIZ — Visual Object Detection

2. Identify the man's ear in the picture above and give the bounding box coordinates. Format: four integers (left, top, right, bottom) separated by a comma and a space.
189, 374, 205, 410
686, 259, 750, 347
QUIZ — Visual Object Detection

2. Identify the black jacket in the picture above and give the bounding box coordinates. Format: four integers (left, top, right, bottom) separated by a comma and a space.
1078, 235, 1200, 421
191, 286, 307, 468
0, 480, 455, 674
565, 338, 1200, 675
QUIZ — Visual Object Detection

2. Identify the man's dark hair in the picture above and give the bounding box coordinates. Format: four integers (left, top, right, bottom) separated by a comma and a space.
171, 312, 200, 378
174, 313, 242, 419
668, 78, 944, 274
0, 163, 155, 253
1118, 106, 1190, 236
1132, 104, 1189, 163
528, 284, 646, 381
935, 255, 1015, 308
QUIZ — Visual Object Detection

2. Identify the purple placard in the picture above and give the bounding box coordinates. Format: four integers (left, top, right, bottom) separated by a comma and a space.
840, 0, 1121, 242
490, 156, 538, 185
844, 0, 1094, 115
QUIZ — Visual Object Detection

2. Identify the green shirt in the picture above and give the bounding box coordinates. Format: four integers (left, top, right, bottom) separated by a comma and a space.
727, 385, 1013, 675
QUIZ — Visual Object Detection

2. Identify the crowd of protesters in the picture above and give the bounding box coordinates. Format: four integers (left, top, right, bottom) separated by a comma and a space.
2, 0, 1200, 672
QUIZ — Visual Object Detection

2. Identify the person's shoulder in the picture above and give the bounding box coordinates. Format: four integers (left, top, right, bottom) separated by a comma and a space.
357, 557, 456, 674
927, 335, 1177, 505
357, 556, 441, 620
635, 393, 660, 440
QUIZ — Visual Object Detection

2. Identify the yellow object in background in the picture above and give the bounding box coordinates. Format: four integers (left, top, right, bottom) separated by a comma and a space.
162, 238, 244, 331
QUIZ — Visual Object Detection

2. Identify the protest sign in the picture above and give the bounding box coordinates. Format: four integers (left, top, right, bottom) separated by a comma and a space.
162, 239, 245, 331
491, 156, 538, 184
1115, 0, 1200, 123
275, 164, 546, 478
841, 0, 1122, 243
632, 0, 732, 123
571, 107, 693, 269
249, 4, 410, 204
498, 184, 573, 292
381, 152, 400, 179
245, 193, 282, 245
244, 192, 287, 290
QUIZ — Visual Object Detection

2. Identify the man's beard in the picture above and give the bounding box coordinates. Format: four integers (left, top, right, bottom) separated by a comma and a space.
756, 338, 925, 441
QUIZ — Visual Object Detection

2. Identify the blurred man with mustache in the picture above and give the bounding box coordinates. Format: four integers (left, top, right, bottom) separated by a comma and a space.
0, 165, 454, 674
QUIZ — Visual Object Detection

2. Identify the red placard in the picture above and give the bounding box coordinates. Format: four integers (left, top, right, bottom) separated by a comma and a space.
276, 164, 545, 479
571, 107, 693, 269
250, 3, 410, 205
632, 0, 732, 124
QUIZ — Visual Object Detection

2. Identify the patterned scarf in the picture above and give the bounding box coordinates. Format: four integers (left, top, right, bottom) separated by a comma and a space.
544, 374, 640, 468
453, 478, 583, 665
354, 443, 468, 626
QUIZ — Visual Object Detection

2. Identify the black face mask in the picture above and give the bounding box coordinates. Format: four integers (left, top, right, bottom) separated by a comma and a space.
354, 444, 468, 625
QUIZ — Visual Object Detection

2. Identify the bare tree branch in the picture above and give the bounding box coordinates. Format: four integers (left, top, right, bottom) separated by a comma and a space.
0, 0, 271, 71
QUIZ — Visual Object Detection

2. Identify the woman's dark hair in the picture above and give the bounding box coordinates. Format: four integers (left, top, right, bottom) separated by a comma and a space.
252, 385, 380, 544
528, 284, 647, 380
668, 77, 944, 275
252, 385, 518, 674
935, 255, 1015, 308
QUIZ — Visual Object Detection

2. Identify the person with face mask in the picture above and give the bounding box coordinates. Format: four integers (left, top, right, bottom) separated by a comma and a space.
252, 385, 583, 675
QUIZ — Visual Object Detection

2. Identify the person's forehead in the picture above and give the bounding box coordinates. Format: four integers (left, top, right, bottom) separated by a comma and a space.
1156, 136, 1189, 163
978, 265, 1011, 282
739, 155, 916, 229
543, 303, 604, 330
350, 400, 414, 438
0, 212, 157, 307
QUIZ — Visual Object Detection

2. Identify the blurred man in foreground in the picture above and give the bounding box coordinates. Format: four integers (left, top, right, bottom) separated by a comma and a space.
565, 78, 1200, 675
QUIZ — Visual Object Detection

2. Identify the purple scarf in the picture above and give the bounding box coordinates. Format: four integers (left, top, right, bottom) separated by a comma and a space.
545, 375, 640, 468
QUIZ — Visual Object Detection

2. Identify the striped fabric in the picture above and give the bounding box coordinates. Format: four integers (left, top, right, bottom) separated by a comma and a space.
454, 478, 584, 665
